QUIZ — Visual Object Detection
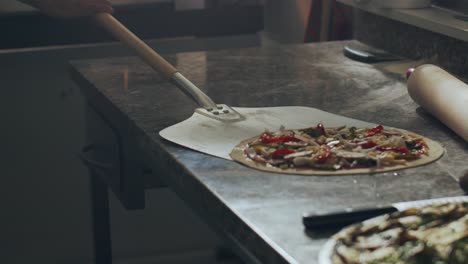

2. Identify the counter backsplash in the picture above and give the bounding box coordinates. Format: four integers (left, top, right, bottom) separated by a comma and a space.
352, 9, 468, 79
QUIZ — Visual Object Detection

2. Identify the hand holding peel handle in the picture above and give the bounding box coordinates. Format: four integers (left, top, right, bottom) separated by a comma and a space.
19, 0, 113, 18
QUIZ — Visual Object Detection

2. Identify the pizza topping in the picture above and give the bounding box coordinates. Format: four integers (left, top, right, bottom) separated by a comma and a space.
365, 124, 384, 137
260, 132, 300, 144
284, 150, 314, 160
335, 150, 367, 159
360, 141, 377, 149
316, 122, 328, 136
242, 123, 431, 171
302, 127, 323, 138
377, 146, 409, 154
271, 148, 295, 159
292, 157, 311, 167
315, 145, 331, 163
284, 141, 309, 148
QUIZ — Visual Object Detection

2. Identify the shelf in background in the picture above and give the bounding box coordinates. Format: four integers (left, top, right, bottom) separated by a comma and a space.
0, 2, 262, 49
338, 0, 468, 42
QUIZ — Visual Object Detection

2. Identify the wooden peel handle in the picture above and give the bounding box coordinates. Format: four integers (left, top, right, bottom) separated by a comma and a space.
94, 13, 178, 79
93, 13, 219, 110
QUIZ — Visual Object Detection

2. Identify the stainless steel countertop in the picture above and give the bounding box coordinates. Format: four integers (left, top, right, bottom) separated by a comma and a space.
71, 40, 467, 264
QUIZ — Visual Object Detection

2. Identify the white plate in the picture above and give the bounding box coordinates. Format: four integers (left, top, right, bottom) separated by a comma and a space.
318, 238, 336, 264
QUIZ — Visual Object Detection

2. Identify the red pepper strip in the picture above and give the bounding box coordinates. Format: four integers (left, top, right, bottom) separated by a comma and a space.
317, 122, 327, 136
365, 125, 384, 137
271, 148, 295, 159
377, 146, 409, 154
261, 134, 301, 144
315, 145, 331, 163
360, 141, 377, 149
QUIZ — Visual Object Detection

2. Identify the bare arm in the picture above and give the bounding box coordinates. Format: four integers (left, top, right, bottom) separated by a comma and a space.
18, 0, 113, 18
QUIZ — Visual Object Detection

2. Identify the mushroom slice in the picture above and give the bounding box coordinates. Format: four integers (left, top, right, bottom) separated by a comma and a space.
292, 157, 311, 167
294, 134, 319, 146
382, 128, 403, 135
334, 150, 367, 159
386, 135, 406, 147
284, 141, 309, 148
284, 150, 314, 160
245, 147, 257, 159
341, 139, 358, 150
327, 140, 341, 148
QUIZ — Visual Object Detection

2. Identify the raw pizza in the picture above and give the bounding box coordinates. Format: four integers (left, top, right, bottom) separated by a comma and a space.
328, 202, 468, 264
229, 123, 444, 175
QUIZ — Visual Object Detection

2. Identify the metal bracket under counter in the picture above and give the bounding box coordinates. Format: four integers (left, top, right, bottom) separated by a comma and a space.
82, 101, 169, 210
79, 98, 168, 264
72, 68, 167, 212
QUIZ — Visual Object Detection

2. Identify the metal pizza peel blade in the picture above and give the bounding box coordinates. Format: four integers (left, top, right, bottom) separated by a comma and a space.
160, 106, 373, 159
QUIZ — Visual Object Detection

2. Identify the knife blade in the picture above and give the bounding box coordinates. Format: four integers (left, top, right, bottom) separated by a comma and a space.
343, 46, 401, 63
303, 195, 468, 229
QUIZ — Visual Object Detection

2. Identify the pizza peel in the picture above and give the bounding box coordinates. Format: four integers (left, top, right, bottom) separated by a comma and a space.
93, 14, 390, 159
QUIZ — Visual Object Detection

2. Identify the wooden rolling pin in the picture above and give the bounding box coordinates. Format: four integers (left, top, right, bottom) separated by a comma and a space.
407, 64, 468, 141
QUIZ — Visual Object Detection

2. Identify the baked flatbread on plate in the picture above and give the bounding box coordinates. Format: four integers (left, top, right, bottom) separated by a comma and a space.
320, 202, 468, 264
230, 123, 444, 175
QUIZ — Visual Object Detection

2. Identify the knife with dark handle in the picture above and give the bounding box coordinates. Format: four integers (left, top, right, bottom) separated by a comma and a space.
302, 196, 468, 229
303, 206, 397, 229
